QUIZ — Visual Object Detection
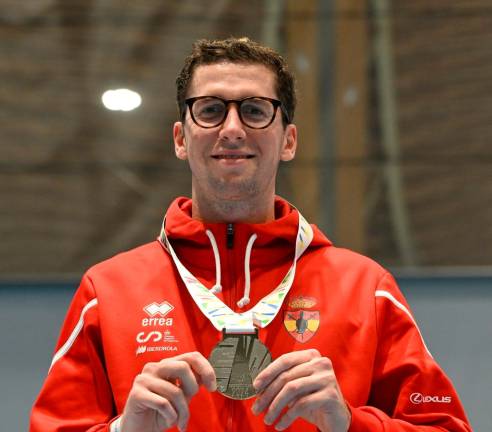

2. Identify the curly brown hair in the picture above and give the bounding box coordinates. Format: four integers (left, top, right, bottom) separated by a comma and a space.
176, 37, 296, 126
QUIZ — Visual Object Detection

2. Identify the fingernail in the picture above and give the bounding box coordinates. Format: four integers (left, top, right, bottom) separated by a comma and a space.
207, 378, 217, 392
251, 402, 261, 415
253, 379, 262, 391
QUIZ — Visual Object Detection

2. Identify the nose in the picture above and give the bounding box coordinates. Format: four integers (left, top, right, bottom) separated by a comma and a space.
218, 105, 246, 142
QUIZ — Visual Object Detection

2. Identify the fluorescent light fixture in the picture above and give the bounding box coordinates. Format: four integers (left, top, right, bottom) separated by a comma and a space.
102, 88, 142, 111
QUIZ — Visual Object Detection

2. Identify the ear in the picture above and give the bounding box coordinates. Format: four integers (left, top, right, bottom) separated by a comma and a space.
280, 124, 297, 161
173, 122, 188, 160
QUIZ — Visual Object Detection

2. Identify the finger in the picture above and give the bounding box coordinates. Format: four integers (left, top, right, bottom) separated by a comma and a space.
253, 349, 321, 392
154, 359, 200, 400
274, 391, 327, 431
153, 352, 216, 398
140, 374, 190, 431
263, 374, 322, 426
131, 387, 179, 430
176, 351, 217, 392
252, 358, 318, 415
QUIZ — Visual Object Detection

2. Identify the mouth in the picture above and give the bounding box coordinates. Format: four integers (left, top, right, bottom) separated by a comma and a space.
211, 154, 255, 160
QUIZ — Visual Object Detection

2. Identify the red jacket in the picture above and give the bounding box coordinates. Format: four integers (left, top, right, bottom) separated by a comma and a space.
31, 197, 471, 431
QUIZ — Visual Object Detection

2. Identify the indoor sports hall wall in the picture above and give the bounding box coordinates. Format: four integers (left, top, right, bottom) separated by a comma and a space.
2, 1, 492, 276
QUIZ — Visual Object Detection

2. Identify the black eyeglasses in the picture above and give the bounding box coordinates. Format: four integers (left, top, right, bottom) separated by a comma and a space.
184, 96, 289, 129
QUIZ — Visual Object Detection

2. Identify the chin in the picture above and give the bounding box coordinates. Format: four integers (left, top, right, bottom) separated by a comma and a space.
212, 181, 260, 200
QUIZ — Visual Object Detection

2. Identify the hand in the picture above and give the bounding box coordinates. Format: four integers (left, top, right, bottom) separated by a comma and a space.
120, 351, 216, 432
251, 349, 351, 432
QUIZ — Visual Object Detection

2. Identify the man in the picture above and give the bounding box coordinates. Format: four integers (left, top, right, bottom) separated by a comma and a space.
30, 37, 471, 432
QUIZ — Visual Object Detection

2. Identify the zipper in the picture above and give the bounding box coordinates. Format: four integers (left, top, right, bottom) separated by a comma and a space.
225, 397, 234, 431
225, 222, 237, 309
226, 223, 234, 249
225, 222, 236, 431
225, 223, 239, 313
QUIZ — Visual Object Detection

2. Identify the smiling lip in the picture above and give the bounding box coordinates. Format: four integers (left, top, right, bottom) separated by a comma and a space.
211, 154, 255, 159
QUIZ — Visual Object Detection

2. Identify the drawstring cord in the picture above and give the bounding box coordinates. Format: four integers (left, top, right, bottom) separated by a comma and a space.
237, 233, 257, 308
205, 230, 257, 309
205, 230, 222, 294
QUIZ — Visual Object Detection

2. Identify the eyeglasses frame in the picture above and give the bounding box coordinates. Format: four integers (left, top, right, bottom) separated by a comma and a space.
183, 96, 290, 129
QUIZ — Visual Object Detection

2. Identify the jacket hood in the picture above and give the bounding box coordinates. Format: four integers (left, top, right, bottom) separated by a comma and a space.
163, 196, 332, 250
160, 196, 332, 311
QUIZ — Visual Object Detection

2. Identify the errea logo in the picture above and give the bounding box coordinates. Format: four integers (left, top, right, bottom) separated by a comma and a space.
143, 301, 174, 317
141, 301, 175, 328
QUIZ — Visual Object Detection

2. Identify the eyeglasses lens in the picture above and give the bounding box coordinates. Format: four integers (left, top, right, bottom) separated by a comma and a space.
191, 97, 275, 128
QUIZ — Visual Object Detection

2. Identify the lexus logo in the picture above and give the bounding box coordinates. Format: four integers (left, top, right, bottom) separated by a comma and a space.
410, 392, 452, 404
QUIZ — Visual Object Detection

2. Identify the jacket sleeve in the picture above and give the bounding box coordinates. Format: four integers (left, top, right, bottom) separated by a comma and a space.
30, 274, 119, 432
348, 272, 472, 432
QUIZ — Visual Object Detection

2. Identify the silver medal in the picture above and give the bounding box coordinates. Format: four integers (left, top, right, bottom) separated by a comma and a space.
209, 331, 272, 400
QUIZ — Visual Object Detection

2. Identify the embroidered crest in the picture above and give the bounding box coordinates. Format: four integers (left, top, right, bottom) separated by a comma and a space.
288, 296, 317, 309
283, 309, 320, 343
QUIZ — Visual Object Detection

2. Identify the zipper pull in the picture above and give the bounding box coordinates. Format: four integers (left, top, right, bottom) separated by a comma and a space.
226, 223, 234, 249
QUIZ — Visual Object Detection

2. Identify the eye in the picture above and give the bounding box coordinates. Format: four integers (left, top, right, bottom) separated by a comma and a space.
202, 103, 223, 114
241, 101, 270, 119
194, 99, 225, 120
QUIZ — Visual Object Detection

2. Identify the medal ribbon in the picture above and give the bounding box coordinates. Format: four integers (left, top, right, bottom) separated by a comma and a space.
159, 212, 313, 333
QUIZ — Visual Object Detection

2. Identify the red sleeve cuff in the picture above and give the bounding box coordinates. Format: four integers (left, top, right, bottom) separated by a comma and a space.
347, 403, 384, 432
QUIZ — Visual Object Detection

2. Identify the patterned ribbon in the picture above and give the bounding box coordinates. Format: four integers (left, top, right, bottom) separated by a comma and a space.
159, 212, 313, 333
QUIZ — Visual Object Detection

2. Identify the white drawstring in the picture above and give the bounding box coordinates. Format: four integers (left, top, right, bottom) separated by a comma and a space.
237, 233, 257, 308
205, 230, 222, 294
205, 229, 257, 309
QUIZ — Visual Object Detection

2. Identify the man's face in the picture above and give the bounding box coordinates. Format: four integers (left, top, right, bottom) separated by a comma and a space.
173, 62, 297, 211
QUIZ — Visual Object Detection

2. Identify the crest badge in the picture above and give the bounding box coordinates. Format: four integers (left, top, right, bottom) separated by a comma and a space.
283, 296, 320, 343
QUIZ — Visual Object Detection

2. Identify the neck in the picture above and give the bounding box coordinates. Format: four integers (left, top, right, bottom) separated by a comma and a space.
192, 194, 275, 223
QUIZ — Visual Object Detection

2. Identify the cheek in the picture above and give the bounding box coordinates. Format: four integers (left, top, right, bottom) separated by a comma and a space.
185, 133, 216, 167
188, 128, 216, 149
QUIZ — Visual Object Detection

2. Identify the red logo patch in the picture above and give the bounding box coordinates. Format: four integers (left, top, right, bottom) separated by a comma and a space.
283, 310, 320, 343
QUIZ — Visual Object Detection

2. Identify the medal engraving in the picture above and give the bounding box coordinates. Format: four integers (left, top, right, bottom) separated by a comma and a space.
209, 332, 272, 400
